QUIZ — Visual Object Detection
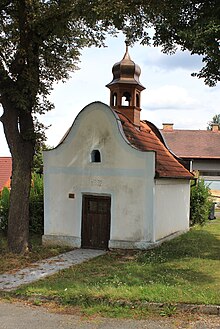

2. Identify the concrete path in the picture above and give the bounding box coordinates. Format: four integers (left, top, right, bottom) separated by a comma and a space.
0, 301, 220, 329
0, 249, 106, 291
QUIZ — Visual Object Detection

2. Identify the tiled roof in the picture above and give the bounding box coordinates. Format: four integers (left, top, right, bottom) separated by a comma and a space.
116, 112, 192, 179
160, 129, 220, 159
0, 157, 12, 191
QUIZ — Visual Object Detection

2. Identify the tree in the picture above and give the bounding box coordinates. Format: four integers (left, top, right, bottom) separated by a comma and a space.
0, 0, 219, 253
190, 179, 212, 226
149, 0, 220, 87
74, 0, 220, 86
0, 1, 115, 253
207, 114, 220, 130
32, 143, 52, 175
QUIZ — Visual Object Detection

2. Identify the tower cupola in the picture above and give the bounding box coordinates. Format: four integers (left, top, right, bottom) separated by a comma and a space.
106, 43, 145, 127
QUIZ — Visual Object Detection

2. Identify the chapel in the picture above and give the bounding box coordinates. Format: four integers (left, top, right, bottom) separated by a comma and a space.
43, 45, 192, 250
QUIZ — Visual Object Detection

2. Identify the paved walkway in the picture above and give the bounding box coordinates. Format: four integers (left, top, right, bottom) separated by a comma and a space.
0, 301, 220, 329
0, 249, 106, 291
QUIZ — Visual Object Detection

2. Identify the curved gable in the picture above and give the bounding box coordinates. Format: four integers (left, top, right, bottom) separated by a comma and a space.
45, 102, 141, 154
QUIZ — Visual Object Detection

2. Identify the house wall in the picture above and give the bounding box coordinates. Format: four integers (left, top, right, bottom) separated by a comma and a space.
154, 179, 190, 241
43, 102, 156, 249
192, 159, 220, 172
191, 159, 220, 201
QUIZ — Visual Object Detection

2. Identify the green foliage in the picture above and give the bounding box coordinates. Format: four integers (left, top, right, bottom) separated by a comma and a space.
190, 179, 212, 226
0, 174, 44, 234
32, 144, 52, 175
0, 2, 219, 116
29, 173, 44, 234
0, 1, 116, 115
207, 114, 220, 130
83, 0, 220, 86
160, 304, 177, 317
149, 0, 220, 86
0, 187, 10, 233
32, 150, 44, 175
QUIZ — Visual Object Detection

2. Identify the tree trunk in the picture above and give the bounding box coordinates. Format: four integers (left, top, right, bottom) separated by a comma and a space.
1, 97, 35, 254
7, 153, 33, 253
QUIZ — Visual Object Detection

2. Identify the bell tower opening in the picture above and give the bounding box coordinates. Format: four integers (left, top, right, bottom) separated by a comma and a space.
122, 92, 131, 106
106, 43, 145, 127
111, 92, 117, 107
136, 93, 140, 107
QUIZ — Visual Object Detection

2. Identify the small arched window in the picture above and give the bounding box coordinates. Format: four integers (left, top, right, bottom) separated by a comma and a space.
91, 150, 101, 163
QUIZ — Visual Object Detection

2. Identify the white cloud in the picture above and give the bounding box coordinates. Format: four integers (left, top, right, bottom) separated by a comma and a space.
143, 85, 197, 111
142, 48, 203, 72
142, 108, 211, 130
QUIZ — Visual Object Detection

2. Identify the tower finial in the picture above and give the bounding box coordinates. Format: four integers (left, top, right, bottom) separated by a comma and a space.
123, 40, 131, 60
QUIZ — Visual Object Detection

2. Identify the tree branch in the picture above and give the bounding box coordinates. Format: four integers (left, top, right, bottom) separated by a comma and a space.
0, 0, 12, 12
0, 59, 13, 92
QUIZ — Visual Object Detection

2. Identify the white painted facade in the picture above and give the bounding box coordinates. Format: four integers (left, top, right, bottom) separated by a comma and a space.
154, 179, 190, 241
43, 102, 191, 250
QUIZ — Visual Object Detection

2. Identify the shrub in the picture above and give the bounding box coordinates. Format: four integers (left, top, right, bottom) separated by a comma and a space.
0, 187, 10, 233
190, 179, 212, 226
29, 173, 44, 234
0, 174, 44, 234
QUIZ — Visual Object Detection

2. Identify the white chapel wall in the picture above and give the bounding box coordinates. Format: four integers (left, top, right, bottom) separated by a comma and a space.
154, 179, 190, 241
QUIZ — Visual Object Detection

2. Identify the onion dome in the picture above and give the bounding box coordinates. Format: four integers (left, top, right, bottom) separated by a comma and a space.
106, 43, 145, 90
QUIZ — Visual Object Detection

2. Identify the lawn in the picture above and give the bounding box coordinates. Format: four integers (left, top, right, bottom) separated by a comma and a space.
8, 218, 220, 317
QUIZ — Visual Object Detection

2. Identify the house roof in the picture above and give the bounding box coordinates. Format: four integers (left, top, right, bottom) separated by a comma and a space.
0, 157, 12, 191
116, 111, 193, 179
160, 129, 220, 159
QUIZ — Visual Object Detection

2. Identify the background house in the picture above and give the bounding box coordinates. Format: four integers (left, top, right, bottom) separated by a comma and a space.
43, 47, 192, 250
0, 157, 12, 193
161, 123, 220, 201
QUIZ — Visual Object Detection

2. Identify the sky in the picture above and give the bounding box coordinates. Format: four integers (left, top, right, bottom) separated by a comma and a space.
1, 34, 220, 156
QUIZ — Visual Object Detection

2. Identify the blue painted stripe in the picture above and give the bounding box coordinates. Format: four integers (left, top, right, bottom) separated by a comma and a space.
45, 166, 147, 178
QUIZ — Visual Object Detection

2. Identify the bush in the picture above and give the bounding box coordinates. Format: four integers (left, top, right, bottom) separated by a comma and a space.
0, 174, 44, 234
0, 187, 10, 233
190, 179, 212, 226
29, 173, 44, 234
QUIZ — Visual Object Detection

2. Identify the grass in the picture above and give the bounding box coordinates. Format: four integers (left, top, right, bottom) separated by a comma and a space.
1, 219, 220, 318
0, 234, 72, 274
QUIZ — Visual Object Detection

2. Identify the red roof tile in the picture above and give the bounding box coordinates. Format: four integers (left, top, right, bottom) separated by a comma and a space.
160, 129, 220, 159
0, 157, 12, 191
116, 112, 192, 179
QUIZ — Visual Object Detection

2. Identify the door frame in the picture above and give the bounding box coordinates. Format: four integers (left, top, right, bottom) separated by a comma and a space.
81, 194, 111, 250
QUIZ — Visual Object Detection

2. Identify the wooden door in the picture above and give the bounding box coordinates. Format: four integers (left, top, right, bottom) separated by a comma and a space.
81, 195, 111, 250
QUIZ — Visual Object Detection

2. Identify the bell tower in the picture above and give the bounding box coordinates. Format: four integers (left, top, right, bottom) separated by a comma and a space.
106, 43, 145, 127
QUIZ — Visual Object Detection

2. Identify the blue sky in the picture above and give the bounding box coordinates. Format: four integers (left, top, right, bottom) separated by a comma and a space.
1, 34, 220, 155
